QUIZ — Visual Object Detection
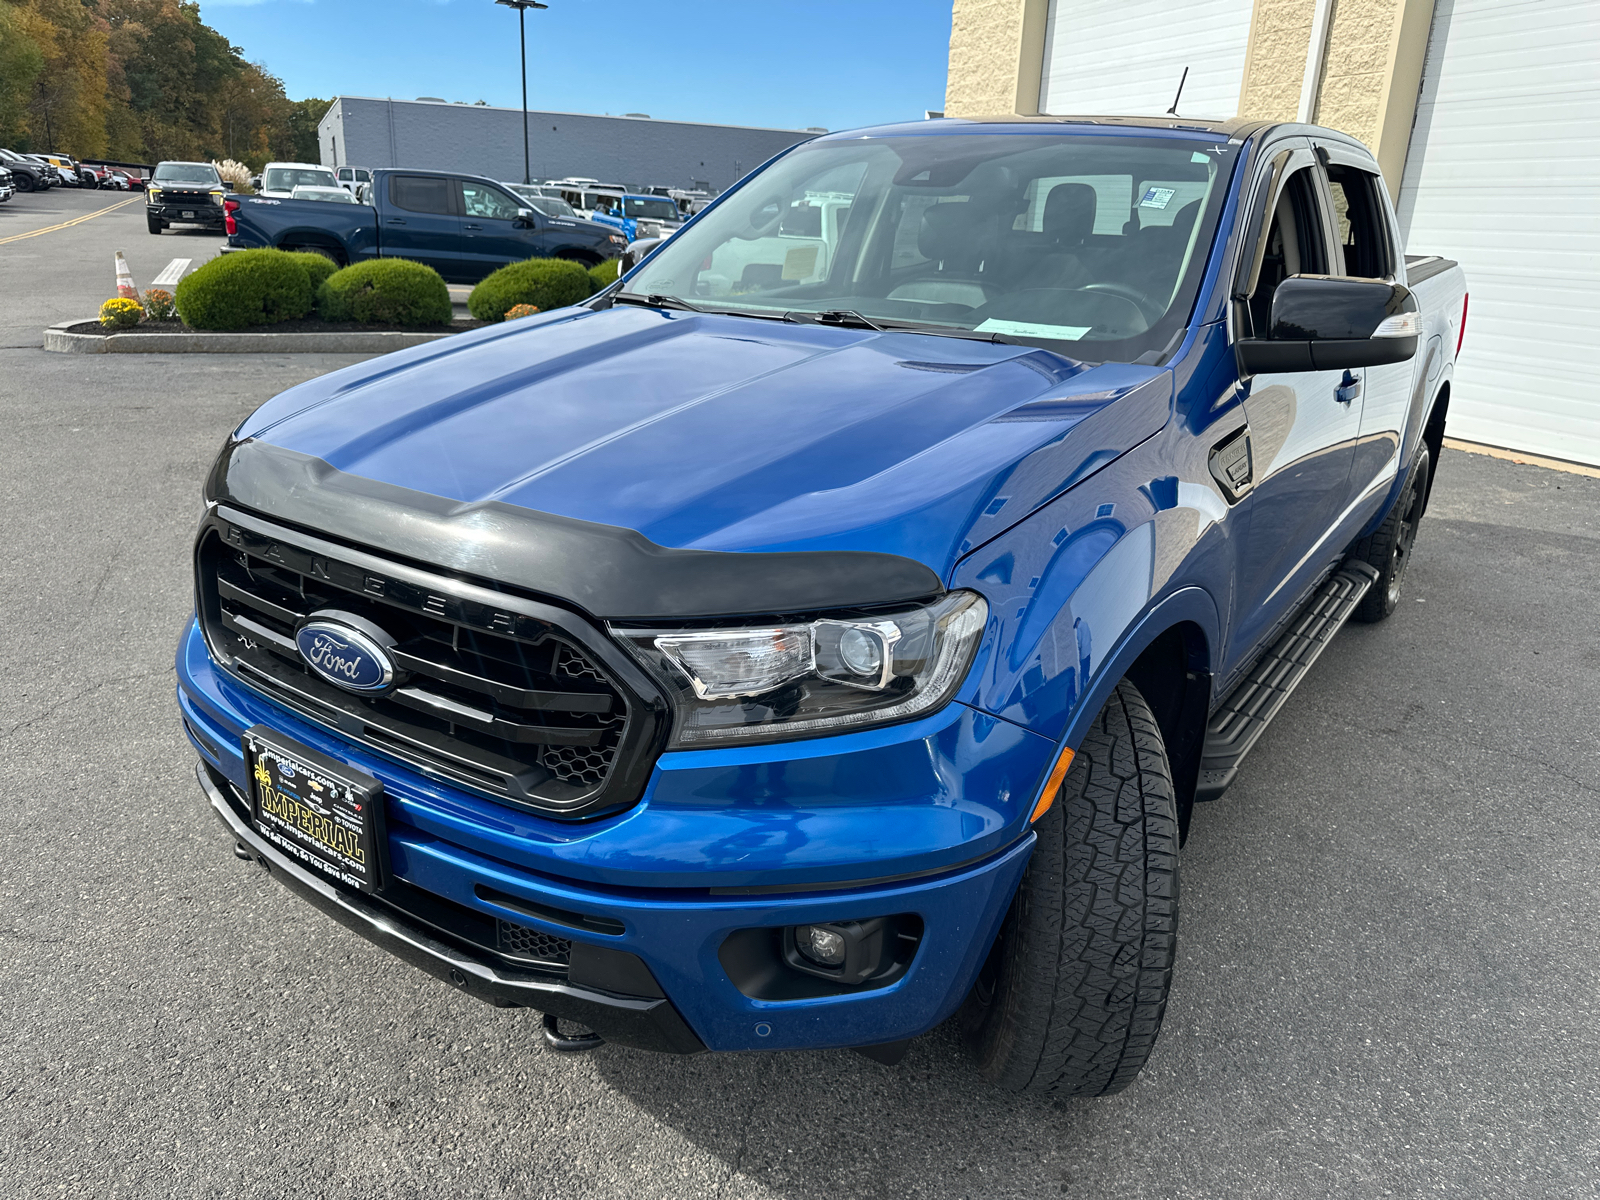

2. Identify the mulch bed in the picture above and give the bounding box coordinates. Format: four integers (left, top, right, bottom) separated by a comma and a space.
68, 317, 488, 336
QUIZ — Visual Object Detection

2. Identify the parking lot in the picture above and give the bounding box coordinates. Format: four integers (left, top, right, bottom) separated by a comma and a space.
1, 186, 1597, 1198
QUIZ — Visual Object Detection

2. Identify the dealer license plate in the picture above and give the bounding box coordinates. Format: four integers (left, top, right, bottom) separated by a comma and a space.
180, 210, 195, 218
244, 725, 385, 892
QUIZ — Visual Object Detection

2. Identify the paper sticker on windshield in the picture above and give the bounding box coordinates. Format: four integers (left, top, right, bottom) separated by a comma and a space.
1139, 187, 1176, 210
782, 246, 819, 280
975, 319, 1091, 340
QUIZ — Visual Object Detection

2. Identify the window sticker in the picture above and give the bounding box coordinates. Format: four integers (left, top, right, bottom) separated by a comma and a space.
975, 318, 1091, 340
1139, 186, 1176, 210
782, 245, 819, 279
1191, 152, 1210, 164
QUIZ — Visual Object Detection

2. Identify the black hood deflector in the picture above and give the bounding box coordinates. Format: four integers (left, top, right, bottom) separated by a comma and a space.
206, 439, 945, 621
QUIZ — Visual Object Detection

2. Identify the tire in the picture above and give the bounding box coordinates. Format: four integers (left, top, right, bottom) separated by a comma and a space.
1350, 444, 1431, 623
147, 215, 163, 235
959, 678, 1179, 1097
17, 174, 34, 193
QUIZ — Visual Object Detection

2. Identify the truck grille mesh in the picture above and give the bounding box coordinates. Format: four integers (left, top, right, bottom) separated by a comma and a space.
195, 516, 645, 816
496, 918, 572, 965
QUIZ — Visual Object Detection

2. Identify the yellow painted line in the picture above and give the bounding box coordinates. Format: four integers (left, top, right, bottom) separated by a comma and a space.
0, 195, 142, 246
1443, 437, 1600, 480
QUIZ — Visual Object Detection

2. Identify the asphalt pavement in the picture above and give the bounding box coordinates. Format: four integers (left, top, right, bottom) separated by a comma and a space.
1, 186, 1597, 1199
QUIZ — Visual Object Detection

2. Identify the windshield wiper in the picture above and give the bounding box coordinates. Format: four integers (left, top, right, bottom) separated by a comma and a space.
785, 309, 886, 331
613, 292, 704, 312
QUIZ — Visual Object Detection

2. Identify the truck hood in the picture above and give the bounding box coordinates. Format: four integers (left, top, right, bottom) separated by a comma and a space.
237, 305, 1172, 581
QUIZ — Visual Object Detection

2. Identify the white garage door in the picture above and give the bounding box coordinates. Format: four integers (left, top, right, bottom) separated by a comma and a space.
1396, 0, 1600, 466
1038, 0, 1256, 120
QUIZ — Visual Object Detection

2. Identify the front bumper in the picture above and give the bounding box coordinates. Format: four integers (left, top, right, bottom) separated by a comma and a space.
178, 617, 1048, 1053
149, 201, 224, 225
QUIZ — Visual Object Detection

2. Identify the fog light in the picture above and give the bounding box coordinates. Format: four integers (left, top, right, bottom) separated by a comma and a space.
794, 924, 846, 966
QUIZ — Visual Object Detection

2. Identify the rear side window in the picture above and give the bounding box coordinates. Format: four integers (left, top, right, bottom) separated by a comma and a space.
1325, 165, 1394, 279
390, 175, 454, 215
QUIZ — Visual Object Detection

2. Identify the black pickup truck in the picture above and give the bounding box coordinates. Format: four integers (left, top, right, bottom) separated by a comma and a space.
224, 167, 628, 282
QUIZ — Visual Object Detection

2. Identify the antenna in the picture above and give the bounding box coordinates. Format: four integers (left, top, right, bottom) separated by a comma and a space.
1166, 67, 1189, 116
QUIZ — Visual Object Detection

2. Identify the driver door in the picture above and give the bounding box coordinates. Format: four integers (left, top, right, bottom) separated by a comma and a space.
1224, 146, 1362, 678
458, 179, 547, 280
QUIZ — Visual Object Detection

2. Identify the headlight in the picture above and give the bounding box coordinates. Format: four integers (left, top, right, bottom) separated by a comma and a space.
210, 190, 225, 205
147, 186, 162, 198
615, 591, 987, 747
608, 234, 627, 245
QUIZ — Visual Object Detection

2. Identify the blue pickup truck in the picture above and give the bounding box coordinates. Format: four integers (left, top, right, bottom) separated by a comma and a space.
178, 116, 1466, 1095
223, 167, 627, 282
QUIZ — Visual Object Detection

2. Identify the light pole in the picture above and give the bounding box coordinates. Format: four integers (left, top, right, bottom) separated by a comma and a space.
495, 0, 548, 185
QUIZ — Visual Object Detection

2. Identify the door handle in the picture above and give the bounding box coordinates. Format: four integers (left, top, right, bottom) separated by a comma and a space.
386, 217, 407, 225
463, 223, 483, 230
1335, 370, 1362, 405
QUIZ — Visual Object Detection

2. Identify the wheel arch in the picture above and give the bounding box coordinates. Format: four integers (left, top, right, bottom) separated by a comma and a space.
1419, 380, 1449, 515
275, 231, 348, 264
1040, 587, 1219, 844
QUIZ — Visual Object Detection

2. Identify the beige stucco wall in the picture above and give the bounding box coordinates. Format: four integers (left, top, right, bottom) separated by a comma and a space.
944, 0, 1437, 195
1237, 0, 1319, 122
945, 0, 1051, 117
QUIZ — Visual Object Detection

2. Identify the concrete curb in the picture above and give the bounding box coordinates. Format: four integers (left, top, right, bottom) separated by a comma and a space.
45, 320, 457, 355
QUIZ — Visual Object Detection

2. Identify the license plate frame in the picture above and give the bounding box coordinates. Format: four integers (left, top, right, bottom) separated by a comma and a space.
243, 725, 387, 893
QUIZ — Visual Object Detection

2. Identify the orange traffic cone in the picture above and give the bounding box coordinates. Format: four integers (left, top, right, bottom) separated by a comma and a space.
115, 251, 138, 300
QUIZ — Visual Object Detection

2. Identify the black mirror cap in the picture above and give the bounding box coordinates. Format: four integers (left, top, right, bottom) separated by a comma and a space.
1270, 275, 1416, 340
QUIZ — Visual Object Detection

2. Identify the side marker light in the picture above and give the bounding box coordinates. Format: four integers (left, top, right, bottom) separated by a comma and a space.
1030, 747, 1075, 822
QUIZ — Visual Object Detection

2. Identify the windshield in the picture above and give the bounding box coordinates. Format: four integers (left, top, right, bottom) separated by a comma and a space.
265, 167, 338, 191
623, 196, 678, 220
508, 186, 575, 217
154, 164, 220, 184
622, 133, 1238, 362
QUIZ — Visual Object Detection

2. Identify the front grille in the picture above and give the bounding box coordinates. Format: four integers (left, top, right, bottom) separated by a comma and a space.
496, 918, 572, 965
195, 510, 661, 818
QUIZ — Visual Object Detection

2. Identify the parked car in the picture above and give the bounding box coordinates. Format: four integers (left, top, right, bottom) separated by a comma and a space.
179, 115, 1464, 1091
291, 185, 360, 204
0, 149, 48, 192
504, 184, 578, 218
223, 167, 627, 280
257, 162, 340, 198
334, 166, 372, 196
39, 154, 78, 185
0, 166, 13, 203
147, 161, 227, 234
583, 192, 685, 243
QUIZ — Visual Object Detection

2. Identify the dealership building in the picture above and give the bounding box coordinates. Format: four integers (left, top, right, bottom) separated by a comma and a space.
316, 97, 819, 196
947, 0, 1597, 466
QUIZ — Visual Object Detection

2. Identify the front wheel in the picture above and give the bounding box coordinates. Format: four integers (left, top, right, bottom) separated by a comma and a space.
1351, 444, 1431, 623
960, 678, 1179, 1097
147, 215, 163, 235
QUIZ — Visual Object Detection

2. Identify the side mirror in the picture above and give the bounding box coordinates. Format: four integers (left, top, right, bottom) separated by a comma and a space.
1236, 276, 1419, 375
514, 207, 537, 228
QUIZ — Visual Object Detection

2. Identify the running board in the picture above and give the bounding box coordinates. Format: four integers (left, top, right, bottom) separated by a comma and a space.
1196, 560, 1380, 803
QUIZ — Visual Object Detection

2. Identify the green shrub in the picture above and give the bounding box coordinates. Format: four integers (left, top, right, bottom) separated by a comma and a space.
286, 250, 340, 292
588, 257, 620, 289
317, 258, 451, 327
468, 257, 594, 323
174, 249, 313, 330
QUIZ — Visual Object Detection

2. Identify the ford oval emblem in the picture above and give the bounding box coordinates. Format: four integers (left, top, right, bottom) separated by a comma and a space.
295, 617, 396, 693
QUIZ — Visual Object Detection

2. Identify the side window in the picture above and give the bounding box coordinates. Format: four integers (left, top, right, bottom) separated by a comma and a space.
1325, 164, 1394, 279
389, 175, 454, 215
1248, 166, 1330, 335
461, 181, 523, 221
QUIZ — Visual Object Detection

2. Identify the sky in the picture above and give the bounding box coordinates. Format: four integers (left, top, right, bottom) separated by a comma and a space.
200, 0, 955, 132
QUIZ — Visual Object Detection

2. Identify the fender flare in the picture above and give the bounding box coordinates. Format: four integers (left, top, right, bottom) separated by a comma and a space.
1030, 585, 1221, 806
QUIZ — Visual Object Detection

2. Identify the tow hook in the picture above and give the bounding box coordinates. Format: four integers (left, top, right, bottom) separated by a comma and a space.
541, 1012, 604, 1052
